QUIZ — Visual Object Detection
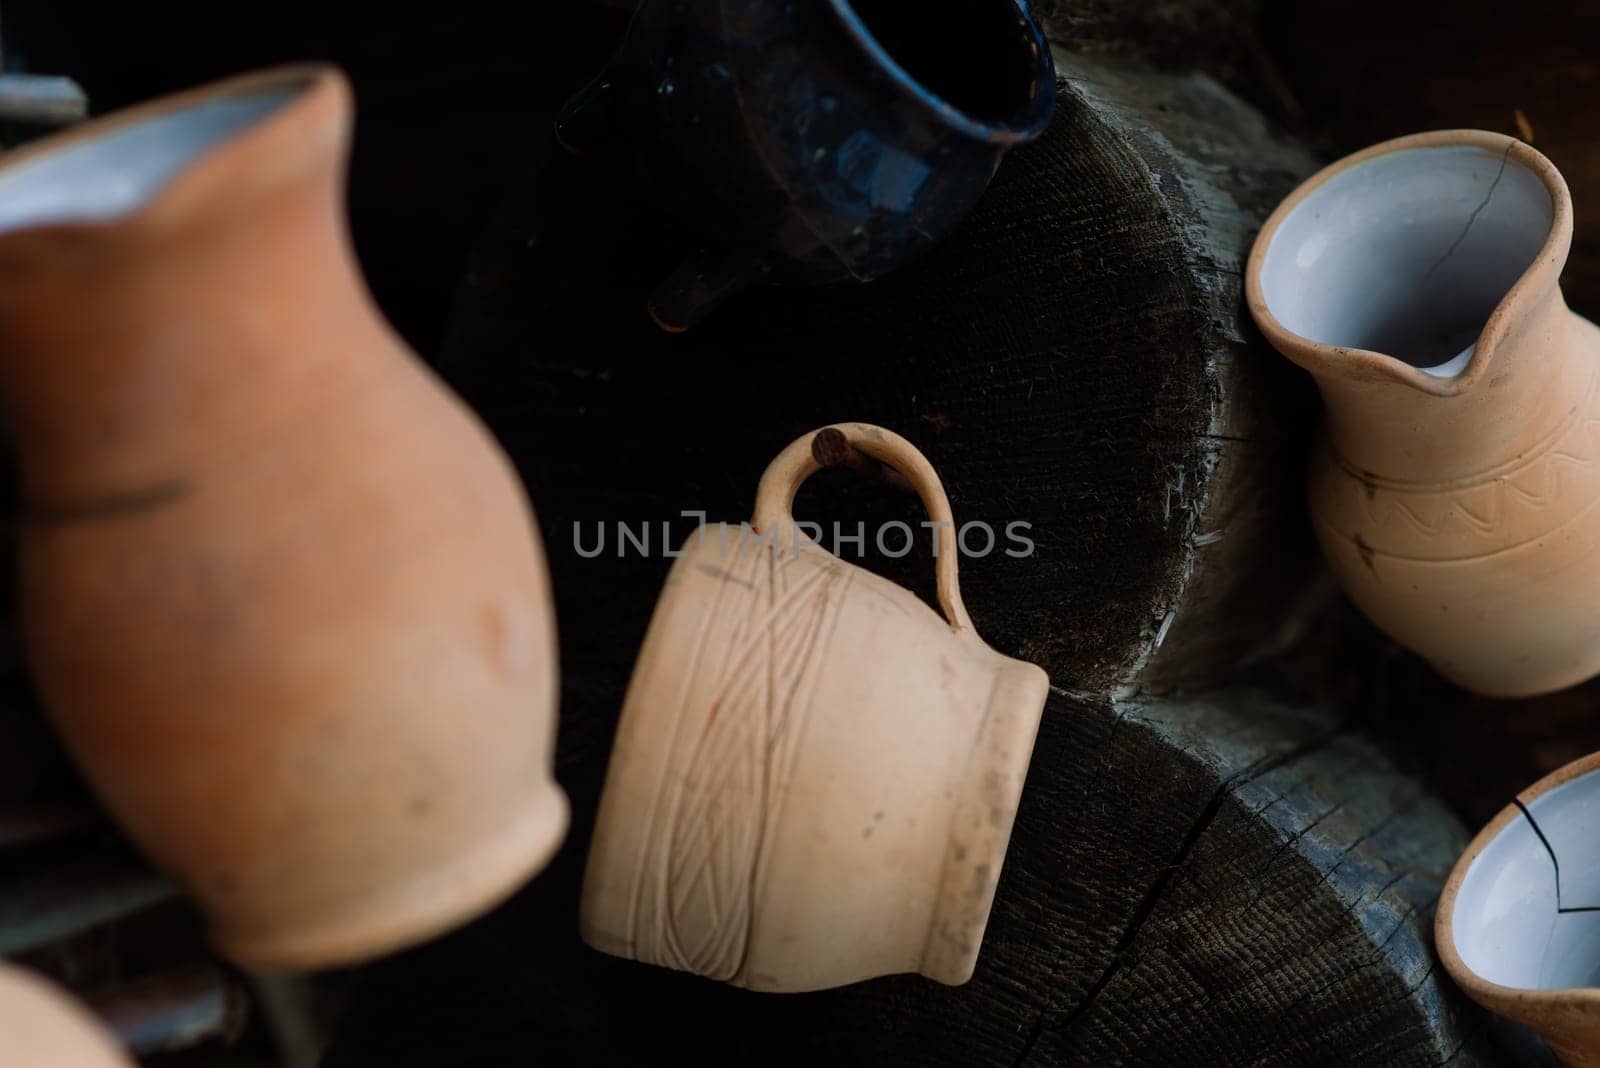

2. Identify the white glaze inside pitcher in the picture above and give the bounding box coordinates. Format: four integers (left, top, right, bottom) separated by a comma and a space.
1452, 768, 1600, 991
0, 89, 296, 233
1258, 144, 1554, 375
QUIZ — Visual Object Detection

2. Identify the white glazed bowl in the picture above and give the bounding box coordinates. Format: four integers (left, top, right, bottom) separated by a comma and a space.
1439, 753, 1600, 1064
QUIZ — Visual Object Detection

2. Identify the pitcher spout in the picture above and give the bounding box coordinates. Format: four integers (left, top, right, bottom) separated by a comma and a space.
1247, 131, 1578, 481
1248, 130, 1600, 696
0, 66, 379, 496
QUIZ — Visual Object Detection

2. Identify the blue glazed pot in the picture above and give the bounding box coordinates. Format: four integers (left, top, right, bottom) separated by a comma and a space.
559, 0, 1056, 330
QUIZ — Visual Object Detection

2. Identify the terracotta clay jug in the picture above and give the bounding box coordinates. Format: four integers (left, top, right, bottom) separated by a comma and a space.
581, 423, 1048, 992
1437, 752, 1600, 1065
1248, 131, 1600, 697
0, 963, 132, 1068
0, 66, 567, 970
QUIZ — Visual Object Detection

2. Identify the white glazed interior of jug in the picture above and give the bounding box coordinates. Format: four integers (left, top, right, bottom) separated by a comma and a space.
1258, 144, 1554, 376
0, 88, 297, 234
1452, 768, 1600, 991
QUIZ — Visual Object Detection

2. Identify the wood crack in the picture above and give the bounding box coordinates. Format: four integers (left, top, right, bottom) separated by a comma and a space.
1015, 723, 1347, 1066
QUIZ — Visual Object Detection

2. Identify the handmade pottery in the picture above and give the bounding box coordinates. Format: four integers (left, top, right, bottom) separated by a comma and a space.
0, 963, 132, 1067
1247, 131, 1600, 697
581, 423, 1048, 992
558, 0, 1056, 330
0, 66, 567, 970
1437, 752, 1600, 1065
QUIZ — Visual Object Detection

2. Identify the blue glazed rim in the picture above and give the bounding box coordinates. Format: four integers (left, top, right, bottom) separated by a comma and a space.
827, 0, 1056, 145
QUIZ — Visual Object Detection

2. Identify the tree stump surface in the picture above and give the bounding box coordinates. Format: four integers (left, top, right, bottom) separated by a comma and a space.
0, 3, 1587, 1063
323, 51, 1503, 1066
325, 679, 1499, 1065
432, 48, 1324, 697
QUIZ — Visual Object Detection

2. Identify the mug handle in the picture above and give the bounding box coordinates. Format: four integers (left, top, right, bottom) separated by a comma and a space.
750, 423, 974, 635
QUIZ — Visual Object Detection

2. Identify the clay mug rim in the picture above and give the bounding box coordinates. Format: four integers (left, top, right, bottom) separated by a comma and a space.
823, 0, 1056, 146
0, 62, 347, 250
1435, 751, 1600, 1055
1244, 129, 1574, 399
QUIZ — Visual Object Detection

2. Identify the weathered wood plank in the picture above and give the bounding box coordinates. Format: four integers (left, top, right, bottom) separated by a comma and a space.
323, 678, 1496, 1066
1031, 722, 1490, 1064
431, 50, 1322, 697
0, 1, 1559, 1061
1049, 52, 1325, 691
323, 50, 1498, 1068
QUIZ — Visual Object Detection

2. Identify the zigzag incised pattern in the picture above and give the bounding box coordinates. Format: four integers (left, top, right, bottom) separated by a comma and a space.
627, 543, 850, 980
1317, 369, 1600, 561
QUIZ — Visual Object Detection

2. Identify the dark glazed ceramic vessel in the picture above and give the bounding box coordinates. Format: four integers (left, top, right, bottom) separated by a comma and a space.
559, 0, 1056, 330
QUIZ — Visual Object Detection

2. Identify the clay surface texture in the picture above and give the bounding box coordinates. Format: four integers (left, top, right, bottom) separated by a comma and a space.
0, 964, 132, 1067
0, 66, 567, 971
1438, 752, 1600, 1065
581, 424, 1048, 992
1249, 132, 1600, 697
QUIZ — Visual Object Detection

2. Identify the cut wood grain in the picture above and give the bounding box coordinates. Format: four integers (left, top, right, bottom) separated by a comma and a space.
434, 49, 1324, 697
322, 679, 1498, 1066
322, 50, 1501, 1068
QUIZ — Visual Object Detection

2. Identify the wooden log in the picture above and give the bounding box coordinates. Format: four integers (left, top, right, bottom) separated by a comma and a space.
1019, 686, 1485, 1064
433, 47, 1323, 697
323, 50, 1501, 1066
1033, 0, 1262, 91
1049, 53, 1328, 693
88, 966, 247, 1058
323, 678, 1497, 1065
0, 0, 1561, 1060
0, 852, 173, 957
1032, 0, 1307, 130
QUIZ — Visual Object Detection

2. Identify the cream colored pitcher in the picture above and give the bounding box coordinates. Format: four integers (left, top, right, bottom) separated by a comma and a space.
1248, 131, 1600, 697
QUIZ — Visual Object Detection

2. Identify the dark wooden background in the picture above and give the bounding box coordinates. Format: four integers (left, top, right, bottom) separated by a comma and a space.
3, 1, 1599, 1064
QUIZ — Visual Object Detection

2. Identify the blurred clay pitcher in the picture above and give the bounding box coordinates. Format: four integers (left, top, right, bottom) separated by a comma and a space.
0, 65, 567, 971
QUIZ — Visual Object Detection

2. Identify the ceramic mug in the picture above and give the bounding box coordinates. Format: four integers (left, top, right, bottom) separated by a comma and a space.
1437, 752, 1600, 1065
0, 963, 132, 1068
558, 0, 1056, 329
580, 423, 1048, 992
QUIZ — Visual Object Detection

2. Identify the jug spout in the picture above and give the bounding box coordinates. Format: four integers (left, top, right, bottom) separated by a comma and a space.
1247, 131, 1578, 483
1310, 288, 1582, 483
1247, 130, 1600, 696
0, 66, 569, 970
0, 66, 382, 499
